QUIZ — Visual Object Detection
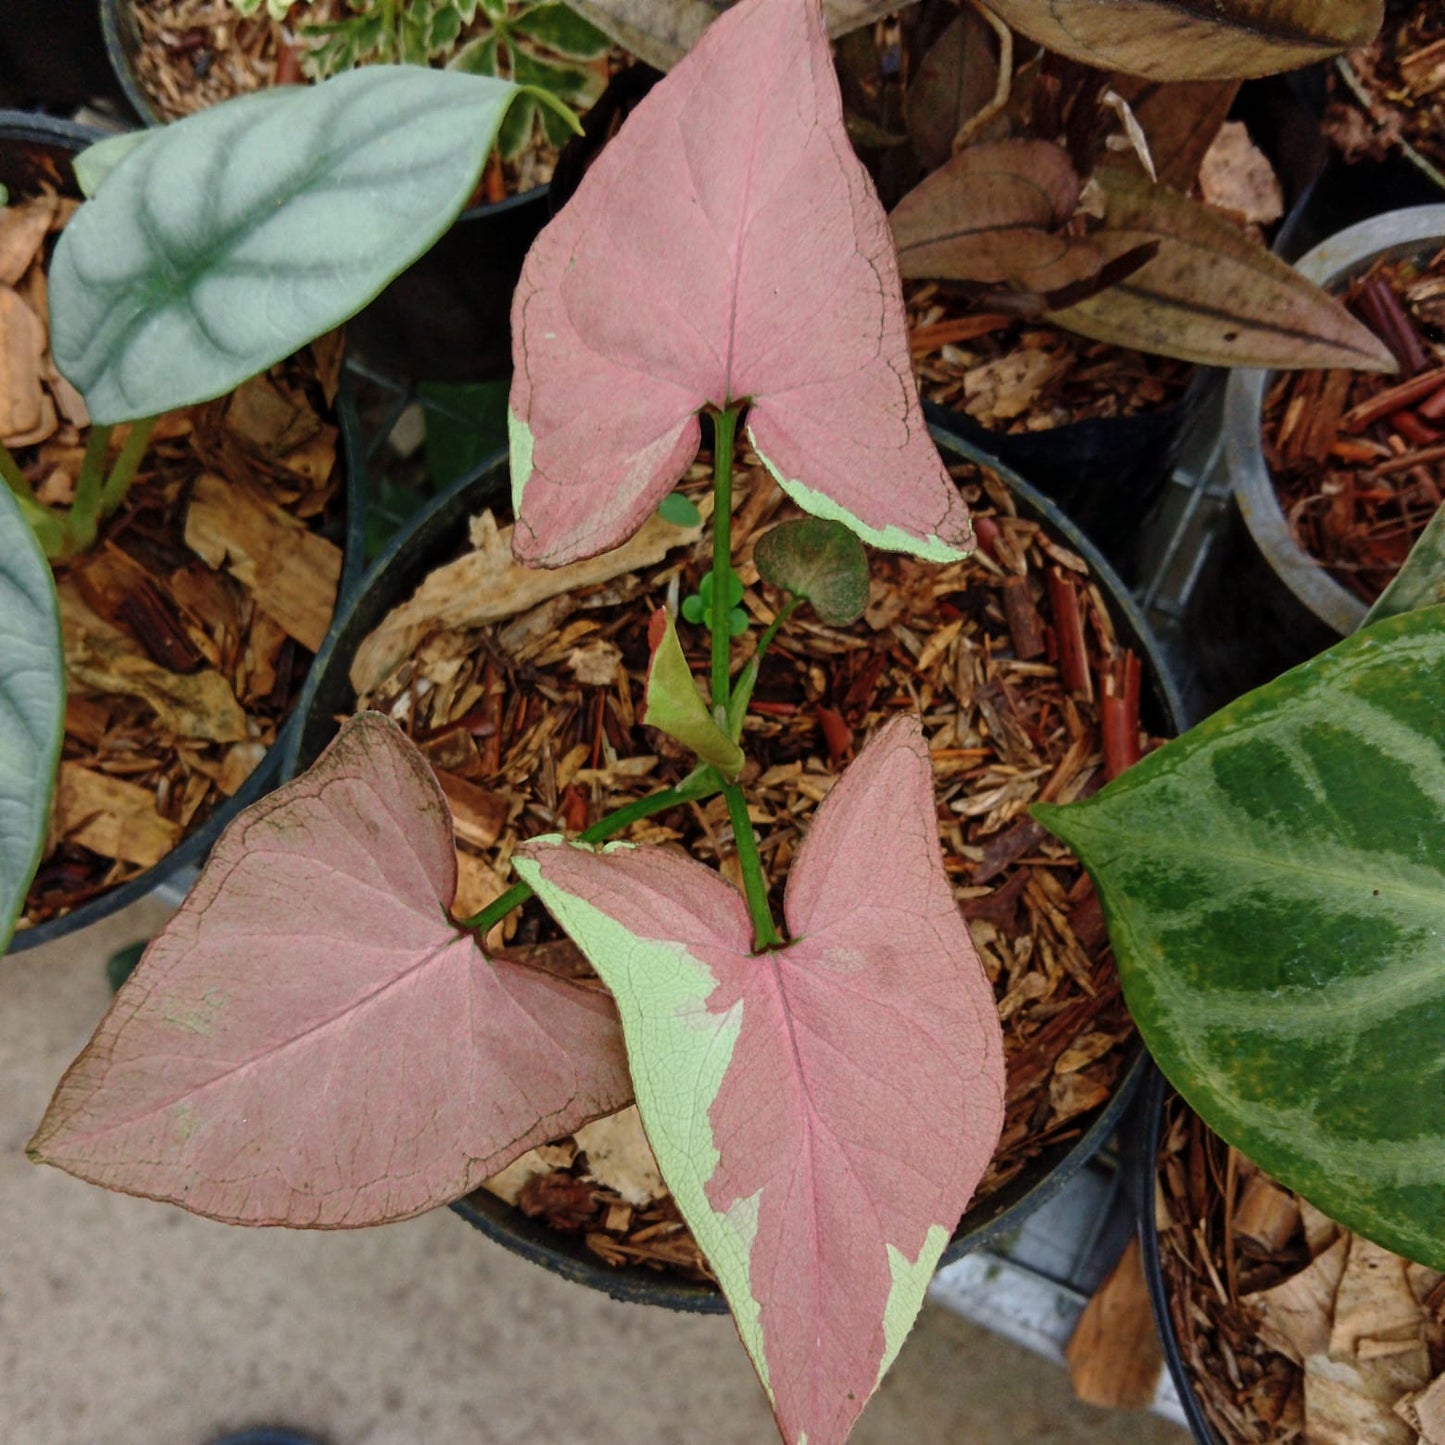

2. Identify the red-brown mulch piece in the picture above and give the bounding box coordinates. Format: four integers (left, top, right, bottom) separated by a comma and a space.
353, 451, 1159, 1280
1263, 246, 1445, 605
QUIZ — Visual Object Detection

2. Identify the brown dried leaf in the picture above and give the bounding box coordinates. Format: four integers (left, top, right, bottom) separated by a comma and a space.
52, 763, 182, 868
1246, 1232, 1349, 1362
183, 473, 341, 652
892, 140, 1102, 291
0, 195, 56, 285
1197, 120, 1285, 227
0, 285, 48, 442
573, 1106, 666, 1206
351, 505, 704, 696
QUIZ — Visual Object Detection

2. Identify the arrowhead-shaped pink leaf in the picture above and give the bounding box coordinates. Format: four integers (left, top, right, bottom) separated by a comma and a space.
28, 713, 631, 1227
513, 715, 1005, 1445
508, 0, 973, 568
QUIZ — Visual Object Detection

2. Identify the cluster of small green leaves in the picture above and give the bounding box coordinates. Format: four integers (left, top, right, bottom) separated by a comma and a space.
232, 0, 612, 160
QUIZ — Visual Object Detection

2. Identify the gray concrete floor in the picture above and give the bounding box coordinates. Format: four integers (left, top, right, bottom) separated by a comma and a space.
2, 898, 1189, 1444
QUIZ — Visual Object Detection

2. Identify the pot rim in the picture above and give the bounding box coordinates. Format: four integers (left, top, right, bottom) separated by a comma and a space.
1224, 203, 1445, 638
283, 422, 1183, 1310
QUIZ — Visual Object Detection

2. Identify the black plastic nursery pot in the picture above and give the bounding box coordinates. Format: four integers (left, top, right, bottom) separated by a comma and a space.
1131, 1067, 1219, 1445
1, 112, 367, 952
922, 383, 1207, 589
286, 422, 1184, 1311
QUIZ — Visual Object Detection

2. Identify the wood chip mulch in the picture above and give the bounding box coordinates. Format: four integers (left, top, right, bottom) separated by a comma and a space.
1339, 5, 1445, 175
905, 279, 1195, 434
4, 185, 346, 933
1263, 246, 1445, 605
350, 451, 1160, 1281
1155, 1097, 1445, 1443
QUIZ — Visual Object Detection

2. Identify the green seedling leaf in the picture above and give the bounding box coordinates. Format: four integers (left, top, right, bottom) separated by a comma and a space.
1047, 164, 1398, 371
514, 715, 1005, 1445
1034, 608, 1445, 1269
754, 517, 869, 626
1364, 504, 1445, 628
680, 593, 706, 625
0, 484, 64, 953
890, 139, 1104, 294
980, 0, 1384, 81
29, 713, 632, 1224
657, 491, 702, 527
50, 66, 519, 424
509, 0, 973, 567
639, 608, 744, 778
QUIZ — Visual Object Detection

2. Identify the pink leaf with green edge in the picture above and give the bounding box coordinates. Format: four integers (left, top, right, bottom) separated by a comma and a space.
641, 607, 745, 776
512, 715, 1005, 1444
508, 0, 973, 569
28, 712, 631, 1227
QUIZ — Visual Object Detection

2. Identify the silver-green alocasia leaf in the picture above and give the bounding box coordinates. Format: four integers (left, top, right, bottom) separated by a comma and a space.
980, 0, 1383, 81
1048, 164, 1397, 371
50, 66, 519, 424
0, 486, 63, 953
509, 0, 973, 567
513, 715, 1006, 1445
1034, 608, 1445, 1269
29, 712, 631, 1225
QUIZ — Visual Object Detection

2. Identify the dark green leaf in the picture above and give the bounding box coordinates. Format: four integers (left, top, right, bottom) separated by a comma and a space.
0, 485, 64, 953
497, 94, 536, 159
513, 48, 591, 101
450, 33, 501, 75
1365, 504, 1445, 627
50, 66, 518, 424
512, 2, 613, 58
419, 379, 509, 491
1034, 606, 1445, 1268
754, 517, 869, 625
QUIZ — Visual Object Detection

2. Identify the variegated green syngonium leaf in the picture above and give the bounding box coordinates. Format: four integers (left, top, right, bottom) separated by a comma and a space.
514, 715, 1006, 1445
29, 712, 632, 1225
1034, 608, 1445, 1269
509, 0, 972, 568
640, 608, 744, 777
1366, 504, 1445, 627
0, 485, 64, 953
50, 66, 519, 424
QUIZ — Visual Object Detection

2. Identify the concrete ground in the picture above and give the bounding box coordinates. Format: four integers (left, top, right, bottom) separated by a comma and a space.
2, 899, 1189, 1444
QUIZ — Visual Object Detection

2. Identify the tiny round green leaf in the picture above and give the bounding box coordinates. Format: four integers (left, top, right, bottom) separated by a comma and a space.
754, 517, 870, 625
681, 594, 706, 625
658, 491, 702, 527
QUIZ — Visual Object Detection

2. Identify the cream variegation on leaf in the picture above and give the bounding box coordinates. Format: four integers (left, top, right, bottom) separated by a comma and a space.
514, 715, 1006, 1445
508, 0, 972, 568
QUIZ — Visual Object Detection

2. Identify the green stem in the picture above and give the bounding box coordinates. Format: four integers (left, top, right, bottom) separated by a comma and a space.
0, 441, 35, 502
750, 595, 800, 677
98, 415, 157, 520
709, 406, 739, 716
457, 779, 717, 935
65, 423, 113, 556
724, 781, 783, 951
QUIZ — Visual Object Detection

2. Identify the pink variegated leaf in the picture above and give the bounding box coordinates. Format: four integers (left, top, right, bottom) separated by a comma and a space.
513, 715, 1005, 1445
508, 0, 972, 568
28, 713, 631, 1227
